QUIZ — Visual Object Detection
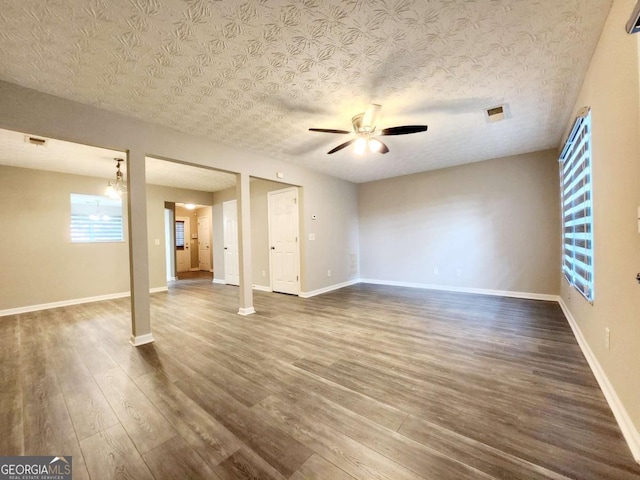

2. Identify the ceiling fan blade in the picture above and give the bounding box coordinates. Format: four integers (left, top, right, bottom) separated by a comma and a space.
309, 128, 351, 134
379, 125, 428, 136
328, 139, 357, 154
378, 140, 389, 154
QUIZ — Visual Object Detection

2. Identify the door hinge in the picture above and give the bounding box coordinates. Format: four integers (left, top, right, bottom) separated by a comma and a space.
297, 275, 299, 281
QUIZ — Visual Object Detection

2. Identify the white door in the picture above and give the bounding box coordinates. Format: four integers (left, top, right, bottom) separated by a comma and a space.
198, 216, 211, 271
223, 200, 239, 286
176, 216, 191, 273
269, 188, 300, 295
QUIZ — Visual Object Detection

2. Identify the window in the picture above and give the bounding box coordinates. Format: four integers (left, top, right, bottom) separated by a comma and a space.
70, 193, 123, 243
559, 107, 594, 302
175, 220, 185, 249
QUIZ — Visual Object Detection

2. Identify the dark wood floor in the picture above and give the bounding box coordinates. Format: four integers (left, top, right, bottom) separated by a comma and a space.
2, 279, 639, 480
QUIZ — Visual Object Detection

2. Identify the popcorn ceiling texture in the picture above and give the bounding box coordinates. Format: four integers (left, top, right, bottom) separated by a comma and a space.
0, 0, 611, 182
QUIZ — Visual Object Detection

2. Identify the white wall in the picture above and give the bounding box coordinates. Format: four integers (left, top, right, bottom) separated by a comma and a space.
560, 0, 640, 459
358, 150, 561, 296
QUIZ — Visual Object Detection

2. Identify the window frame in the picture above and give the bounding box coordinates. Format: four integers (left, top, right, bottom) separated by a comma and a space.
559, 106, 594, 303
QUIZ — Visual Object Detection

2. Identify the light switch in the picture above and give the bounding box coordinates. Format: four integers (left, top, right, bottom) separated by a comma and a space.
309, 233, 316, 241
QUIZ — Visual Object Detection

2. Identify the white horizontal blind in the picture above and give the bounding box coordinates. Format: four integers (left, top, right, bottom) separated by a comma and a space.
71, 215, 123, 243
175, 220, 185, 248
559, 108, 593, 301
70, 193, 124, 243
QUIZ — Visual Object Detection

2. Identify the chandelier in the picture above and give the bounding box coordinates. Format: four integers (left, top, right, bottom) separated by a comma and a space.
105, 158, 126, 199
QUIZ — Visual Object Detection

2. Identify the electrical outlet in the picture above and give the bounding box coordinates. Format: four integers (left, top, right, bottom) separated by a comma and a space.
433, 267, 439, 275
605, 327, 611, 350
327, 269, 331, 277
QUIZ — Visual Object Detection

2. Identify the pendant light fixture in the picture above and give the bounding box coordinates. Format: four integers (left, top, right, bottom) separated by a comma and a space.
105, 158, 126, 199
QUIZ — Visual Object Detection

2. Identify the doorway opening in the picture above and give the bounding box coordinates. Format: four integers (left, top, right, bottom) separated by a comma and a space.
169, 203, 214, 281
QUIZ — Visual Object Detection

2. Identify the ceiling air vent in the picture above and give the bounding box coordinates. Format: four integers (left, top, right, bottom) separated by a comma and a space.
24, 135, 48, 146
485, 104, 509, 123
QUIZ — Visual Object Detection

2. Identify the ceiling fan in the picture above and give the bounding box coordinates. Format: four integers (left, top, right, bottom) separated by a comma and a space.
309, 104, 428, 155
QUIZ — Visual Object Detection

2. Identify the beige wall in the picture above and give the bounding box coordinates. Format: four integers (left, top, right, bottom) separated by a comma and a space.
0, 166, 130, 310
0, 80, 360, 302
561, 0, 640, 444
0, 168, 220, 311
358, 150, 561, 295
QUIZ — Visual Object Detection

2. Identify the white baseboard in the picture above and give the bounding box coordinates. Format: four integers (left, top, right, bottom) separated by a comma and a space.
1, 287, 167, 317
212, 278, 226, 285
558, 298, 640, 463
299, 279, 360, 298
237, 307, 256, 316
130, 333, 155, 346
359, 278, 559, 302
252, 285, 272, 292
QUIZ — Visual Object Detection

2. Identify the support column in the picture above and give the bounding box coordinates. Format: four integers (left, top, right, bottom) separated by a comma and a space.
127, 149, 154, 345
236, 172, 255, 315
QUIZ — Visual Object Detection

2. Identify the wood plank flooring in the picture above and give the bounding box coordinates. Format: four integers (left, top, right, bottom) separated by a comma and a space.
2, 277, 640, 479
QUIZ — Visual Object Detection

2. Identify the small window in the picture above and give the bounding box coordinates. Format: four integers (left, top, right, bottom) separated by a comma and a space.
175, 220, 185, 249
70, 193, 123, 243
559, 107, 594, 302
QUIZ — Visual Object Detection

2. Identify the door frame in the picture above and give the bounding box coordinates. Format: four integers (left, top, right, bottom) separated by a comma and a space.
267, 186, 301, 295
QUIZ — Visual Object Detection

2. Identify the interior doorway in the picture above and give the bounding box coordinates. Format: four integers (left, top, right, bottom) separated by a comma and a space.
175, 216, 191, 273
223, 199, 240, 286
164, 202, 215, 282
268, 187, 300, 295
197, 215, 211, 271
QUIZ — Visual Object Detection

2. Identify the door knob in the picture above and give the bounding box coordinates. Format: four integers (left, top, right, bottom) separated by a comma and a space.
224, 247, 228, 250
271, 246, 275, 250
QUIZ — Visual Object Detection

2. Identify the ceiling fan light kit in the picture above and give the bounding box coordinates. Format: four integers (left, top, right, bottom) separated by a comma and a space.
309, 104, 428, 155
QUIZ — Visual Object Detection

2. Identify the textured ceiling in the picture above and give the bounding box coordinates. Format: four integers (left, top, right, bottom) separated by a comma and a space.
0, 0, 611, 183
0, 128, 236, 192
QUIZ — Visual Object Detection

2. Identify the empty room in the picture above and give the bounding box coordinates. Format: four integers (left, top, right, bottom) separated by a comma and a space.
1, 0, 640, 479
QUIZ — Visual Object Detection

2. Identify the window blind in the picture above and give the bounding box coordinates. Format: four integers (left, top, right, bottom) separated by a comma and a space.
559, 107, 593, 301
71, 214, 123, 243
176, 221, 185, 248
